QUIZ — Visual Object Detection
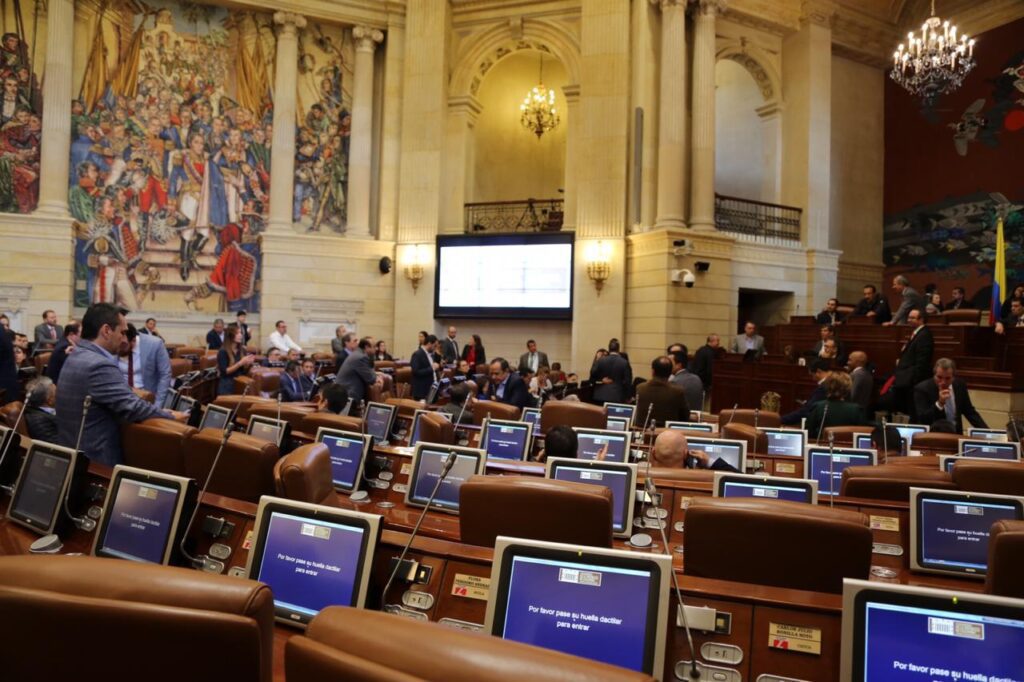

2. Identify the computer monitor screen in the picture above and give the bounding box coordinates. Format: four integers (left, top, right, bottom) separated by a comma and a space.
409, 409, 451, 446
176, 395, 196, 413
714, 472, 818, 504
665, 421, 715, 433
546, 458, 637, 536
893, 423, 929, 444
315, 428, 371, 493
364, 402, 397, 443
246, 496, 381, 626
521, 407, 541, 430
485, 538, 669, 675
760, 428, 806, 458
911, 488, 1024, 578
855, 434, 874, 450
161, 389, 179, 411
199, 404, 232, 432
840, 580, 1024, 682
606, 416, 629, 432
405, 444, 485, 513
938, 455, 958, 473
604, 403, 635, 427
8, 443, 78, 534
247, 415, 285, 446
574, 428, 631, 464
686, 437, 747, 472
482, 419, 533, 461
805, 447, 876, 497
958, 440, 1021, 461
93, 466, 193, 565
967, 428, 1007, 442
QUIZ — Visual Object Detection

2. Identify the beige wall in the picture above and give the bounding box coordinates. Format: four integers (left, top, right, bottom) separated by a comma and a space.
715, 59, 765, 201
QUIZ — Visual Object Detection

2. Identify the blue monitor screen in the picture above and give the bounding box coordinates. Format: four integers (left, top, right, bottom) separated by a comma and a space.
808, 449, 874, 496
256, 511, 367, 617
855, 435, 873, 450
521, 409, 541, 429
484, 422, 530, 460
551, 464, 631, 533
687, 439, 744, 471
499, 554, 654, 672
97, 478, 179, 563
409, 449, 480, 511
319, 433, 365, 491
667, 422, 714, 433
576, 431, 629, 463
918, 496, 1022, 574
721, 480, 812, 503
967, 429, 1007, 442
365, 405, 394, 443
763, 430, 805, 457
959, 442, 1019, 461
605, 404, 634, 424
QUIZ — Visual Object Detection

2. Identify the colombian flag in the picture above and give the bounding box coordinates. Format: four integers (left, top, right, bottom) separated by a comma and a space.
992, 216, 1006, 325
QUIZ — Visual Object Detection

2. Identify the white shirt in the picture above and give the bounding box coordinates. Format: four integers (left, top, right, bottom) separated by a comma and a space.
269, 330, 302, 352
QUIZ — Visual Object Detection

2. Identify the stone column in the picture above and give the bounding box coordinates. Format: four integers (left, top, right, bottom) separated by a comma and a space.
561, 84, 580, 230
650, 0, 688, 230
440, 95, 482, 234
689, 0, 723, 232
36, 0, 74, 215
267, 12, 306, 233
347, 25, 384, 238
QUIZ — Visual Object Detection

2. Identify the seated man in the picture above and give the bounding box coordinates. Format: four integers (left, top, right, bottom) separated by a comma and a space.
812, 325, 846, 364
23, 377, 58, 442
649, 429, 738, 471
486, 358, 530, 409
815, 298, 846, 325
279, 360, 305, 402
995, 298, 1023, 335
538, 424, 578, 462
730, 321, 766, 357
316, 382, 350, 415
781, 359, 831, 426
439, 382, 474, 423
852, 284, 892, 323
913, 357, 987, 434
635, 356, 689, 427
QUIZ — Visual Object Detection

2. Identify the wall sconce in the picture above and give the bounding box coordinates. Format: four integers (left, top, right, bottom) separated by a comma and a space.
584, 240, 612, 294
404, 244, 428, 292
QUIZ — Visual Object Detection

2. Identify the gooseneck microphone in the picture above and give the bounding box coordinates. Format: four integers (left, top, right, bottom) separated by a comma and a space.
827, 430, 836, 507
65, 395, 96, 532
815, 402, 830, 445
881, 417, 889, 455
753, 408, 760, 431
276, 392, 283, 422
724, 403, 739, 428
381, 450, 459, 610
639, 403, 654, 448
179, 423, 233, 570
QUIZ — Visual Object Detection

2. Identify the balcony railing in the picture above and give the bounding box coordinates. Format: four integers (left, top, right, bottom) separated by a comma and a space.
714, 193, 802, 244
464, 198, 565, 233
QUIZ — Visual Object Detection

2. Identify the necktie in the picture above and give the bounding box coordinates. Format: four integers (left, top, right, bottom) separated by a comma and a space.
127, 352, 135, 387
50, 325, 56, 339
944, 390, 956, 423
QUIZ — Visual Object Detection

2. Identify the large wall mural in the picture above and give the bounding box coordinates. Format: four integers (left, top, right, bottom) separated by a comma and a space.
70, 0, 273, 314
0, 1, 44, 214
293, 24, 353, 234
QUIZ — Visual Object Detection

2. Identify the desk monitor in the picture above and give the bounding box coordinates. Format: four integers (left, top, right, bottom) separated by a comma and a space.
364, 401, 397, 444
910, 487, 1024, 578
606, 416, 629, 432
967, 428, 1008, 442
481, 418, 534, 461
521, 407, 542, 431
664, 421, 716, 433
245, 496, 382, 627
804, 446, 877, 497
7, 442, 82, 535
546, 458, 637, 537
604, 402, 635, 427
315, 428, 372, 493
893, 423, 929, 444
247, 415, 288, 447
958, 439, 1021, 461
409, 409, 452, 447
161, 388, 179, 411
485, 537, 670, 676
855, 434, 874, 450
573, 428, 632, 464
199, 404, 233, 432
0, 424, 24, 488
713, 472, 818, 504
92, 466, 197, 565
404, 443, 485, 514
759, 428, 807, 458
685, 437, 747, 473
938, 455, 959, 473
840, 579, 1024, 682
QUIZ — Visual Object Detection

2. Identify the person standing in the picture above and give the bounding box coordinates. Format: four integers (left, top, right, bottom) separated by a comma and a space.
881, 309, 933, 415
217, 323, 255, 396
411, 334, 439, 400
33, 310, 63, 349
336, 337, 382, 405
117, 323, 172, 407
236, 310, 251, 346
440, 326, 460, 365
517, 339, 549, 375
589, 339, 632, 404
884, 275, 925, 326
635, 356, 689, 427
47, 323, 80, 384
846, 351, 873, 412
688, 334, 720, 396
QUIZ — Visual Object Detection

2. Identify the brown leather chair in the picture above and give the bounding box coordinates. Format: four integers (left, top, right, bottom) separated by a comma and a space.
0, 401, 29, 436
642, 466, 716, 484
717, 408, 781, 428
417, 411, 455, 445
911, 432, 965, 455
133, 388, 156, 403
169, 358, 192, 378
249, 403, 315, 432
33, 352, 51, 376
274, 443, 339, 507
173, 346, 206, 360
299, 412, 364, 436
942, 309, 982, 326
368, 372, 393, 403
250, 368, 283, 396
683, 498, 872, 594
0, 554, 274, 682
286, 606, 654, 682
392, 366, 412, 399
721, 422, 767, 454
184, 430, 280, 503
823, 425, 874, 446
199, 352, 219, 371
952, 459, 1024, 496
213, 395, 274, 422
374, 361, 396, 371
840, 464, 955, 501
385, 397, 423, 418
986, 520, 1024, 598
121, 419, 197, 476
459, 475, 614, 549
540, 400, 606, 434
473, 400, 521, 425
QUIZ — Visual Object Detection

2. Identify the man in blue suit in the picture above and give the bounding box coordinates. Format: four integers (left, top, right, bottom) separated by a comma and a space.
118, 324, 172, 408
410, 334, 439, 401
781, 359, 831, 427
487, 358, 530, 410
56, 304, 183, 467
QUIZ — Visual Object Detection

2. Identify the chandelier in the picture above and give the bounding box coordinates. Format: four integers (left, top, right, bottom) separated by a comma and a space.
891, 0, 976, 105
520, 54, 560, 139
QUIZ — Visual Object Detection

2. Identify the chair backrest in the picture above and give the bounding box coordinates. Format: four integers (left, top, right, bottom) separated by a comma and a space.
393, 366, 412, 386
417, 411, 455, 445
717, 409, 781, 428
822, 425, 874, 446
683, 497, 872, 593
172, 346, 206, 359
642, 466, 716, 484
249, 403, 315, 432
212, 395, 275, 422
540, 400, 606, 434
721, 423, 767, 454
840, 464, 955, 501
0, 401, 29, 437
942, 309, 982, 325
459, 475, 613, 549
385, 397, 423, 418
34, 352, 51, 375
374, 361, 396, 371
299, 412, 364, 436
985, 519, 1024, 598
368, 372, 393, 403
121, 419, 198, 476
183, 430, 280, 503
250, 368, 283, 396
911, 432, 965, 455
952, 460, 1024, 496
169, 358, 192, 378
274, 443, 339, 507
199, 352, 219, 371
286, 606, 655, 682
0, 555, 274, 682
472, 400, 521, 426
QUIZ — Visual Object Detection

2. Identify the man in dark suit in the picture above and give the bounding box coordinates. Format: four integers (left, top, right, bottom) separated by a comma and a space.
0, 322, 18, 403
846, 351, 873, 412
236, 310, 251, 346
688, 334, 720, 392
33, 309, 64, 350
945, 287, 968, 310
852, 284, 892, 323
995, 298, 1023, 335
23, 377, 58, 442
517, 339, 550, 375
815, 298, 846, 325
589, 339, 632, 404
884, 275, 925, 326
280, 361, 307, 402
635, 356, 689, 426
336, 337, 381, 405
410, 334, 439, 400
440, 326, 460, 365
913, 358, 987, 433
487, 357, 530, 409
47, 323, 80, 383
781, 359, 831, 426
880, 308, 934, 415
206, 318, 226, 350
139, 317, 164, 340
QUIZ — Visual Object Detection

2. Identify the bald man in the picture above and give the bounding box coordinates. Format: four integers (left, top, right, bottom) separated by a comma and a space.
650, 430, 739, 472
846, 351, 873, 412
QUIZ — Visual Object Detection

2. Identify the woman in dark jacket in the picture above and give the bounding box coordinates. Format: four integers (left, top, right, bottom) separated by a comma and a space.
217, 324, 255, 396
461, 334, 486, 368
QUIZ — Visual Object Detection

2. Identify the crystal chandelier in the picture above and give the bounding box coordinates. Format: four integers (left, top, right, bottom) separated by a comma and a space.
520, 54, 560, 139
891, 0, 976, 105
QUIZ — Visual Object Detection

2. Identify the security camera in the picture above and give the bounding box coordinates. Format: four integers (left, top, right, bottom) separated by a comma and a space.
671, 269, 696, 288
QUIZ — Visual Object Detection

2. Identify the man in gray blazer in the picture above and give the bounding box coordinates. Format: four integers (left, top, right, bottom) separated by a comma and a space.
847, 351, 873, 412
885, 275, 926, 326
335, 336, 382, 405
119, 324, 172, 408
517, 339, 550, 374
56, 304, 182, 467
33, 309, 64, 349
730, 321, 766, 357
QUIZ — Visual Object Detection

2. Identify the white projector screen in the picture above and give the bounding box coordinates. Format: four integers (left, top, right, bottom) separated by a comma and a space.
434, 233, 574, 320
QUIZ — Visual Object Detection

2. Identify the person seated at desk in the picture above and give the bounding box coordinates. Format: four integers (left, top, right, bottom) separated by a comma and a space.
815, 298, 846, 325
23, 376, 58, 442
461, 334, 486, 368
373, 340, 393, 362
537, 424, 577, 463
268, 320, 302, 354
206, 318, 226, 350
731, 321, 766, 358
280, 361, 307, 402
636, 355, 689, 426
806, 371, 865, 438
439, 382, 474, 423
139, 317, 164, 340
528, 366, 552, 399
487, 358, 530, 409
995, 297, 1023, 335
316, 382, 350, 415
781, 359, 831, 426
812, 325, 846, 364
913, 357, 987, 434
925, 293, 944, 316
1001, 284, 1024, 319
650, 429, 738, 472
945, 286, 969, 310
852, 284, 892, 323
13, 345, 28, 368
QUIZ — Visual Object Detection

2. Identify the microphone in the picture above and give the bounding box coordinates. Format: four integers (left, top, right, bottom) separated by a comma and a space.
0, 399, 28, 492
827, 431, 836, 508
881, 417, 888, 455
629, 433, 656, 549
179, 422, 233, 570
639, 403, 655, 449
64, 395, 96, 532
753, 408, 760, 431
724, 403, 739, 428
698, 390, 705, 422
646, 476, 701, 680
381, 450, 459, 610
276, 392, 282, 421
814, 402, 830, 444
1010, 414, 1021, 443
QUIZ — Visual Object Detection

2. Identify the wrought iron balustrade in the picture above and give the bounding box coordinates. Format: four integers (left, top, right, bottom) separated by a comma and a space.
714, 193, 802, 244
464, 198, 565, 233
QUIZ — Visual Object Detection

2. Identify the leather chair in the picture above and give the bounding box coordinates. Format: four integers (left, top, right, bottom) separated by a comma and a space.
274, 443, 339, 507
299, 412, 364, 436
121, 419, 197, 476
173, 346, 206, 360
392, 366, 412, 399
840, 464, 955, 501
416, 411, 455, 445
199, 352, 219, 371
459, 475, 614, 549
249, 403, 315, 432
374, 360, 396, 371
213, 395, 274, 422
133, 388, 156, 403
683, 498, 872, 594
368, 372, 393, 403
169, 357, 192, 378
985, 520, 1024, 599
822, 425, 874, 446
642, 466, 716, 484
911, 432, 965, 455
184, 430, 280, 503
540, 400, 606, 435
717, 409, 781, 428
286, 606, 655, 682
721, 422, 767, 454
878, 455, 943, 468
0, 555, 274, 682
951, 460, 1024, 496
473, 400, 521, 425
0, 401, 29, 436
942, 309, 982, 326
249, 368, 283, 396
385, 397, 423, 417
33, 351, 51, 376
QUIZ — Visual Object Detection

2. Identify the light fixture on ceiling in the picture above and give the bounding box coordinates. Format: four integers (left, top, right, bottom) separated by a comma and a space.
520, 53, 560, 139
891, 0, 976, 105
